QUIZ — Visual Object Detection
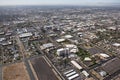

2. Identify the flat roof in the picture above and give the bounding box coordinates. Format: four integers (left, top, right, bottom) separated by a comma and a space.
42, 43, 54, 49
71, 60, 82, 70
113, 43, 120, 47
19, 32, 32, 38
68, 74, 79, 80
64, 35, 73, 39
66, 71, 76, 77
56, 39, 65, 42
101, 57, 120, 75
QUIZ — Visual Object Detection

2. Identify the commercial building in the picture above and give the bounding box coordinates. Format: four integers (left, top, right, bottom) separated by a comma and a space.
71, 60, 83, 70
19, 32, 33, 38
57, 48, 69, 56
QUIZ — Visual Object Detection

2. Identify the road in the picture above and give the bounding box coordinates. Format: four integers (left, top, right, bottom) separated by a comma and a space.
0, 66, 2, 80
15, 35, 25, 59
24, 59, 36, 80
15, 35, 36, 80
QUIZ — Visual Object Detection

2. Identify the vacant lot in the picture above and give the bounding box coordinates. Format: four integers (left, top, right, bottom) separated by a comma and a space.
30, 56, 58, 80
3, 62, 30, 80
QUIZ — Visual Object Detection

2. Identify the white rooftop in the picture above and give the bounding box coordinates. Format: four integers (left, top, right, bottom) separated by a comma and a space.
19, 32, 32, 38
68, 73, 79, 80
84, 57, 92, 61
43, 43, 54, 49
57, 48, 69, 52
0, 38, 6, 42
71, 60, 82, 70
56, 39, 65, 42
82, 70, 89, 77
100, 53, 109, 58
65, 44, 77, 48
64, 35, 73, 39
113, 43, 120, 47
99, 71, 107, 77
65, 44, 78, 53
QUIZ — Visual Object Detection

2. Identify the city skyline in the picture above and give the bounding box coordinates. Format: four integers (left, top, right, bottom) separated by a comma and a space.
1, 0, 120, 6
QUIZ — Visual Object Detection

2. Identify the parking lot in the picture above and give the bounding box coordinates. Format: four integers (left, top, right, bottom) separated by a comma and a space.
30, 56, 58, 80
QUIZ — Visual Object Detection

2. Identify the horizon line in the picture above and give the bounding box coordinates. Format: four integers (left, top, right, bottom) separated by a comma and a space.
0, 4, 120, 7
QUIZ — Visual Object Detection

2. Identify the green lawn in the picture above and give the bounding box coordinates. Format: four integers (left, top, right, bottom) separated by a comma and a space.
76, 47, 91, 61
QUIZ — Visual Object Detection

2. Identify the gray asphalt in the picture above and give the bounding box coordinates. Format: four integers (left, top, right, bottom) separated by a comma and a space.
30, 57, 58, 80
0, 66, 2, 80
24, 59, 36, 80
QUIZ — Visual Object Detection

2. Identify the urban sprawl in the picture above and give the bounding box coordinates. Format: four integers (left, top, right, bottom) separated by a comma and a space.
0, 6, 120, 80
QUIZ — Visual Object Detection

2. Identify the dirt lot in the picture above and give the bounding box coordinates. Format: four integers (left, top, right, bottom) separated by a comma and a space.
3, 62, 30, 80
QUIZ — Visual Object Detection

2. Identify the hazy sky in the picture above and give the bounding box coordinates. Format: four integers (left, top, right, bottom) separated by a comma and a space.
1, 0, 120, 6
